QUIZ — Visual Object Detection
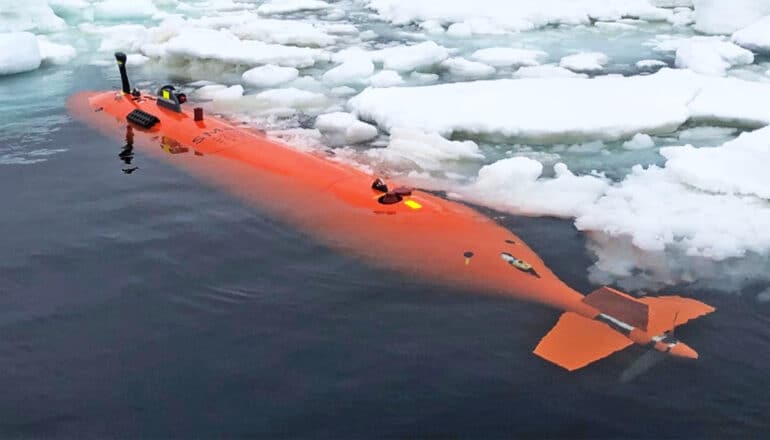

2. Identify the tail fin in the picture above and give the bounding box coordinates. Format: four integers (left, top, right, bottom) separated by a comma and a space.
534, 287, 715, 371
533, 312, 633, 371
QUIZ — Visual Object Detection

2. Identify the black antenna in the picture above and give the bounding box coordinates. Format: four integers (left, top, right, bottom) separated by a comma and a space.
114, 52, 131, 94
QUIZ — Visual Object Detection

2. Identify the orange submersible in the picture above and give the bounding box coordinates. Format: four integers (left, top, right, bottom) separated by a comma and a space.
67, 53, 715, 371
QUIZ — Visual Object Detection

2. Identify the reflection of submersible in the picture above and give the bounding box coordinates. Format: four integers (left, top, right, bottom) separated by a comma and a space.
66, 52, 715, 372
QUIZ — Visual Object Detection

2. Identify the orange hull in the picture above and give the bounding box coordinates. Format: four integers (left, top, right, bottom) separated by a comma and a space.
68, 90, 596, 316
67, 87, 714, 371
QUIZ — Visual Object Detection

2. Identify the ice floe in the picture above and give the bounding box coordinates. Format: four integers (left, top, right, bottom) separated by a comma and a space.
440, 57, 495, 79
366, 0, 672, 33
692, 0, 770, 34
257, 0, 331, 15
348, 69, 770, 143
732, 15, 770, 53
672, 37, 754, 76
242, 65, 299, 88
470, 48, 546, 68
0, 32, 41, 76
315, 112, 379, 144
366, 128, 484, 171
559, 52, 609, 73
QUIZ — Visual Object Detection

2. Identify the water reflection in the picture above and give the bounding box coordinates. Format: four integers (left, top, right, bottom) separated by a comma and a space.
119, 125, 138, 174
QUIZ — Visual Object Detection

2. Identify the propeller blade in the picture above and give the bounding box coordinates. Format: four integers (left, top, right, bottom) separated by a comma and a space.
620, 349, 667, 383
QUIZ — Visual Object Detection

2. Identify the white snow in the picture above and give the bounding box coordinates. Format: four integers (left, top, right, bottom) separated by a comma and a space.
674, 37, 754, 76
692, 0, 770, 34
322, 57, 375, 85
0, 32, 41, 76
470, 47, 546, 67
732, 15, 770, 53
461, 158, 610, 218
367, 0, 672, 32
636, 59, 667, 71
662, 127, 770, 200
371, 41, 449, 72
242, 65, 299, 88
622, 133, 655, 150
194, 84, 245, 101
315, 112, 379, 144
368, 70, 405, 87
162, 28, 329, 68
93, 0, 160, 20
349, 69, 770, 143
366, 128, 484, 171
440, 57, 495, 79
253, 87, 328, 111
36, 36, 77, 65
231, 19, 336, 47
513, 65, 587, 78
0, 1, 66, 33
257, 0, 331, 15
559, 52, 609, 73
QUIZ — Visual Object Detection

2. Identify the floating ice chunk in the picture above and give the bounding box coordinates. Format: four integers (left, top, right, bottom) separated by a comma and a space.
323, 24, 358, 35
576, 162, 770, 259
0, 32, 41, 76
35, 36, 76, 65
446, 22, 472, 37
368, 70, 404, 87
194, 84, 244, 100
371, 41, 449, 72
163, 28, 328, 68
127, 53, 150, 66
758, 289, 770, 303
636, 59, 667, 71
678, 126, 738, 143
257, 0, 330, 15
322, 57, 375, 85
470, 47, 546, 67
514, 65, 587, 78
232, 19, 336, 47
674, 37, 754, 76
668, 7, 694, 26
732, 15, 770, 53
0, 1, 66, 33
688, 75, 770, 126
315, 112, 379, 144
330, 86, 357, 96
350, 69, 718, 143
367, 0, 671, 32
81, 23, 150, 53
419, 20, 445, 34
463, 158, 609, 218
692, 0, 770, 34
622, 133, 655, 150
366, 128, 483, 171
559, 52, 609, 73
254, 87, 327, 110
94, 0, 159, 19
662, 126, 770, 199
568, 140, 606, 154
242, 65, 299, 88
410, 72, 439, 84
441, 57, 495, 79
652, 0, 693, 6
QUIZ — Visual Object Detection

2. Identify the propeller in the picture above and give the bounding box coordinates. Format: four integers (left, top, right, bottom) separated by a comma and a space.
619, 310, 681, 383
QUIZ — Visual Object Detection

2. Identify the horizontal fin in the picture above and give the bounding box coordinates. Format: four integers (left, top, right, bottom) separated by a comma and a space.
534, 312, 633, 371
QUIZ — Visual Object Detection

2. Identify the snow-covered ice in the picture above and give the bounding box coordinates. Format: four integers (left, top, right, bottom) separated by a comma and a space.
559, 52, 609, 73
732, 15, 770, 53
0, 32, 41, 76
350, 69, 770, 143
242, 65, 299, 88
366, 128, 484, 171
315, 112, 379, 144
470, 48, 546, 67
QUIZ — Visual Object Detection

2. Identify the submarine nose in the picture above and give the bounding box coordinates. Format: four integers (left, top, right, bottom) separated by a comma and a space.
669, 342, 698, 360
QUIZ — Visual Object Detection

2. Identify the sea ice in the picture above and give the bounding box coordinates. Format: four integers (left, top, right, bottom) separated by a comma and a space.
622, 133, 655, 150
470, 48, 546, 67
257, 0, 331, 15
36, 36, 77, 65
674, 37, 754, 76
242, 65, 299, 88
732, 15, 770, 53
93, 0, 160, 20
368, 70, 404, 87
315, 112, 379, 144
322, 57, 375, 85
366, 128, 484, 171
0, 32, 41, 76
692, 0, 770, 34
559, 52, 609, 73
440, 57, 495, 79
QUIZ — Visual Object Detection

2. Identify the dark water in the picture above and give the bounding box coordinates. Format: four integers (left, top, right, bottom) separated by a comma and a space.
1, 65, 769, 439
